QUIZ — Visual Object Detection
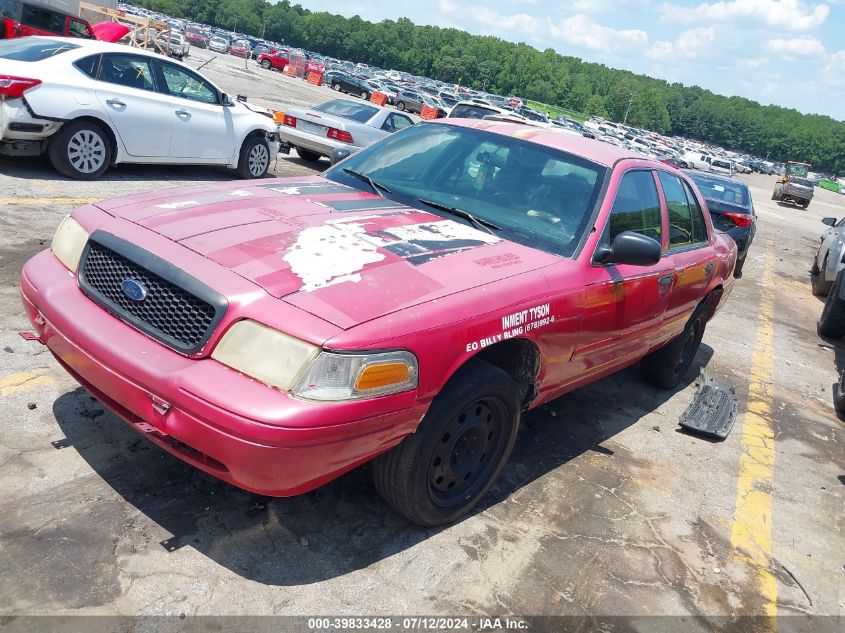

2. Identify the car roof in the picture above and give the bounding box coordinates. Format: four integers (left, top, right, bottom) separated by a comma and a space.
26, 36, 173, 59
437, 119, 642, 167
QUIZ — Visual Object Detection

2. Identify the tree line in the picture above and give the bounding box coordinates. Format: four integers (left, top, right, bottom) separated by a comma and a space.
136, 0, 845, 174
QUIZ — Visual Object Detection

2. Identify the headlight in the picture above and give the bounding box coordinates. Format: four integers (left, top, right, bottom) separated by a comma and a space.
51, 215, 89, 272
293, 350, 418, 401
211, 320, 320, 391
212, 320, 418, 401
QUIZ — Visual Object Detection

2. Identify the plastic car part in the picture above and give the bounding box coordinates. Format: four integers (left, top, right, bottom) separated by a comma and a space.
678, 370, 738, 439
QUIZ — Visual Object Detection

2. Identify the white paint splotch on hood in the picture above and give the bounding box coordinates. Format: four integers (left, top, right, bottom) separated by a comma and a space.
284, 221, 386, 292
283, 217, 499, 292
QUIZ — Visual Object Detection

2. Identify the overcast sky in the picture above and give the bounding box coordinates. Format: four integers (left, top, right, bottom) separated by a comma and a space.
297, 0, 845, 121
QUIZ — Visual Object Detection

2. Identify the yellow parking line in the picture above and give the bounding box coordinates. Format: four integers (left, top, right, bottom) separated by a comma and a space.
0, 369, 55, 397
730, 241, 778, 622
0, 197, 99, 206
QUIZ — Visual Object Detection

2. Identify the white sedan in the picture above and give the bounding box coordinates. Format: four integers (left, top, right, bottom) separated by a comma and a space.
0, 37, 280, 180
278, 98, 415, 163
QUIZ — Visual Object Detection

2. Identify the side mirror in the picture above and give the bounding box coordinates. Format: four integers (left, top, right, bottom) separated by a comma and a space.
594, 231, 661, 267
330, 147, 352, 165
221, 93, 234, 107
822, 217, 837, 226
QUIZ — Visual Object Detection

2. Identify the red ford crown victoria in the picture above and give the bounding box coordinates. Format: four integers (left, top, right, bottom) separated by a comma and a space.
21, 120, 737, 525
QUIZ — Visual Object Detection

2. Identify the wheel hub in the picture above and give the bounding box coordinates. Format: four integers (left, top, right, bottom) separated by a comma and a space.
429, 401, 500, 501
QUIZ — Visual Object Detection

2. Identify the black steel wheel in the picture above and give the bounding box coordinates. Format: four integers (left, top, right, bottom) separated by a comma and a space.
372, 359, 521, 526
428, 396, 509, 508
641, 304, 707, 389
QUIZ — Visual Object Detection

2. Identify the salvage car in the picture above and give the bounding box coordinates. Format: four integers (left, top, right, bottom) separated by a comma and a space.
257, 49, 288, 71
326, 70, 370, 97
811, 215, 845, 296
0, 37, 280, 179
20, 120, 737, 526
773, 175, 814, 208
684, 170, 755, 277
277, 97, 414, 163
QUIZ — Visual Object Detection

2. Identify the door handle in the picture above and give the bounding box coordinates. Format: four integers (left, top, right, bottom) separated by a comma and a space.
106, 98, 125, 108
175, 109, 192, 118
704, 261, 714, 274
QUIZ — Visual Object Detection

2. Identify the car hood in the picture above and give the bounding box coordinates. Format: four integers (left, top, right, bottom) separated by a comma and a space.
95, 177, 560, 329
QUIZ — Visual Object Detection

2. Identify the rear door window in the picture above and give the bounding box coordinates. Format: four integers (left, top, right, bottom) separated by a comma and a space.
608, 170, 662, 243
98, 53, 157, 92
658, 172, 707, 249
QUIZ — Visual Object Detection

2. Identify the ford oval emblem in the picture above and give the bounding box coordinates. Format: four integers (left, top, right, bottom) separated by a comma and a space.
121, 278, 147, 302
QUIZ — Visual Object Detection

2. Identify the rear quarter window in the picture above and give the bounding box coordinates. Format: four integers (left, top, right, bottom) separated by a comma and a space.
73, 54, 99, 78
0, 37, 78, 60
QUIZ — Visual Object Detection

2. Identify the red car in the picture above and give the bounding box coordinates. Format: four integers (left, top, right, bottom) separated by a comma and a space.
658, 156, 688, 169
21, 121, 737, 526
257, 50, 289, 71
184, 30, 207, 48
1, 0, 95, 39
228, 41, 248, 58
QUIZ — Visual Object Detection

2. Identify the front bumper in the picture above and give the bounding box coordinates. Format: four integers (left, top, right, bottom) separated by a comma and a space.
20, 250, 426, 496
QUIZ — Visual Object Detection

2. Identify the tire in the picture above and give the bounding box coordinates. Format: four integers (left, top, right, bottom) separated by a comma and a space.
811, 254, 832, 296
372, 360, 521, 526
295, 147, 322, 163
397, 101, 406, 111
818, 268, 845, 338
641, 305, 707, 389
261, 59, 272, 69
360, 91, 368, 99
236, 135, 270, 179
332, 83, 341, 91
47, 119, 112, 180
802, 200, 810, 209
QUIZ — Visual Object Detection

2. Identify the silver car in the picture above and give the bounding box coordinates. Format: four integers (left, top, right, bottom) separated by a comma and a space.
278, 98, 415, 163
811, 216, 845, 295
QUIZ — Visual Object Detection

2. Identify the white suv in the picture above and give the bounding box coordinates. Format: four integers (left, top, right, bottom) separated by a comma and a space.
0, 37, 280, 180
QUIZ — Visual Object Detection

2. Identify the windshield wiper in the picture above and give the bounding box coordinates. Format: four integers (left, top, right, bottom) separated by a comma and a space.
417, 199, 500, 234
343, 168, 391, 196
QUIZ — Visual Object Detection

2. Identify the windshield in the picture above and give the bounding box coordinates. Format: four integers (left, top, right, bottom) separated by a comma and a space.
314, 99, 379, 123
325, 123, 607, 257
792, 177, 814, 187
0, 38, 80, 61
686, 173, 750, 206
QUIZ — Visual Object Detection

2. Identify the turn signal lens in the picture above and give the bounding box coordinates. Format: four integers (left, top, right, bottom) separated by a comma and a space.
293, 350, 418, 401
355, 362, 411, 391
